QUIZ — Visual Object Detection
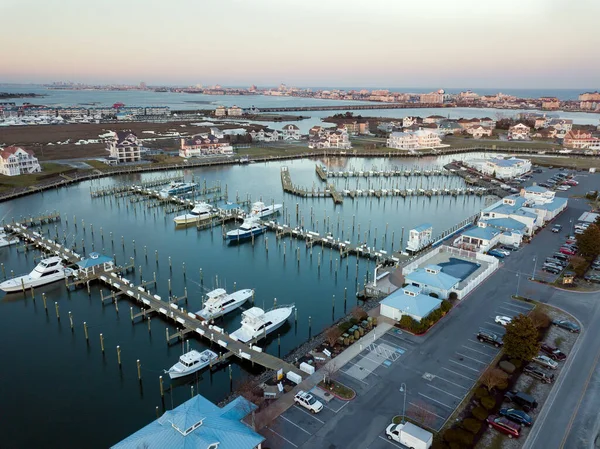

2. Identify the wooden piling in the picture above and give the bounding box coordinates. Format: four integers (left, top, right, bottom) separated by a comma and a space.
100, 333, 105, 353
159, 375, 164, 397
55, 302, 60, 320
117, 345, 122, 367
84, 321, 89, 342
137, 359, 142, 381
69, 311, 74, 330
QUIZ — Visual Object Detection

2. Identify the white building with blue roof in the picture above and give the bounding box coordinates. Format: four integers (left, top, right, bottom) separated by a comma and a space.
380, 285, 443, 322
522, 197, 568, 222
111, 395, 264, 449
480, 195, 540, 234
454, 224, 501, 253
477, 156, 531, 179
520, 185, 555, 203
404, 264, 460, 299
406, 223, 433, 253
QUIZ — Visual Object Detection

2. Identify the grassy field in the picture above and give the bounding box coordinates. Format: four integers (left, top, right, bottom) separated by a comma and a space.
0, 162, 72, 192
528, 156, 600, 170
442, 136, 561, 150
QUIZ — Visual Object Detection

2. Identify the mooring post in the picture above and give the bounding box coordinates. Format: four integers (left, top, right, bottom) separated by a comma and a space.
159, 375, 164, 397
137, 359, 142, 381
68, 311, 74, 331
55, 302, 60, 320
84, 322, 89, 342
308, 315, 312, 339
117, 346, 122, 367
100, 333, 105, 353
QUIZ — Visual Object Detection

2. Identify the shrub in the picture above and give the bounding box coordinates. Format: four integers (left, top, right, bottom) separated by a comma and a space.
481, 395, 496, 410
462, 418, 482, 434
431, 441, 450, 449
472, 406, 488, 421
338, 321, 353, 333
440, 300, 452, 313
474, 386, 489, 400
499, 361, 516, 374
449, 443, 463, 449
497, 378, 509, 390
509, 358, 522, 369
399, 315, 414, 329
444, 428, 473, 445
448, 291, 458, 302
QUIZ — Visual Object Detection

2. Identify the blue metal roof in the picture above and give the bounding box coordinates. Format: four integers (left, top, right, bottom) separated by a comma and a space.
218, 201, 242, 211
524, 185, 549, 193
482, 217, 527, 232
111, 396, 264, 449
532, 197, 568, 212
462, 226, 500, 241
489, 157, 526, 167
412, 223, 433, 233
381, 289, 442, 319
76, 253, 113, 268
405, 267, 460, 291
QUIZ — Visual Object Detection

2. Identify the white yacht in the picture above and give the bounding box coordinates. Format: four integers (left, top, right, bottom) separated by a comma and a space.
230, 305, 294, 343
196, 288, 253, 320
226, 217, 266, 241
0, 232, 19, 248
165, 349, 218, 379
158, 181, 197, 198
250, 201, 282, 218
173, 202, 214, 225
0, 256, 70, 293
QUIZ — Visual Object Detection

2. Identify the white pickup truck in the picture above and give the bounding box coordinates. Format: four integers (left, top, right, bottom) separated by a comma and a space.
294, 390, 324, 414
386, 421, 433, 449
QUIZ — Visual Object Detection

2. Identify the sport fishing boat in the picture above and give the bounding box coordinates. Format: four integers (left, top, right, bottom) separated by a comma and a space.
173, 202, 214, 225
165, 349, 218, 379
250, 201, 282, 218
230, 305, 294, 343
196, 288, 253, 320
158, 181, 197, 198
0, 256, 70, 293
226, 217, 266, 241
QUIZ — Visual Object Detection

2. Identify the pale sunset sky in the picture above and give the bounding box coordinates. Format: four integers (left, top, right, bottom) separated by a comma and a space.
2, 0, 599, 88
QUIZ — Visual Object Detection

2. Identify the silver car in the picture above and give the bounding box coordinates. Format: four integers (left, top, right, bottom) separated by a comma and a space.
532, 355, 558, 370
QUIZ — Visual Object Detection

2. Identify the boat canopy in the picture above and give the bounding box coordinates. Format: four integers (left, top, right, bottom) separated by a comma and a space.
76, 252, 114, 268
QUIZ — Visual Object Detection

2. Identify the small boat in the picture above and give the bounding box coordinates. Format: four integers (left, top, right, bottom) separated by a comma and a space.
0, 256, 70, 293
0, 232, 19, 248
196, 288, 253, 320
173, 202, 213, 225
226, 217, 266, 241
165, 349, 218, 379
158, 181, 197, 198
239, 156, 249, 164
250, 201, 282, 218
230, 305, 295, 343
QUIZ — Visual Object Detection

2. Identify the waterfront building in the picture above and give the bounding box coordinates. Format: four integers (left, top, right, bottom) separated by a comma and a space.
414, 129, 443, 148
249, 128, 280, 142
454, 224, 501, 253
457, 118, 481, 129
522, 197, 568, 222
478, 217, 526, 246
423, 115, 446, 125
420, 90, 445, 104
179, 134, 233, 157
0, 146, 42, 176
547, 118, 573, 136
533, 117, 548, 129
386, 131, 419, 150
380, 285, 442, 323
563, 130, 600, 149
438, 120, 463, 135
402, 116, 420, 128
215, 106, 227, 117
144, 106, 170, 116
308, 128, 351, 150
467, 126, 493, 139
579, 91, 600, 110
479, 117, 497, 128
458, 90, 480, 102
406, 223, 433, 253
210, 127, 224, 139
106, 131, 143, 163
56, 107, 89, 117
541, 97, 560, 110
480, 156, 531, 180
532, 128, 558, 139
228, 105, 243, 116
111, 395, 264, 449
337, 119, 370, 136
281, 124, 302, 140
520, 185, 555, 203
508, 123, 531, 140
404, 265, 460, 300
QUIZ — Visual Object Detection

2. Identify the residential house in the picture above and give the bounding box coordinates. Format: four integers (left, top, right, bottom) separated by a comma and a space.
308, 128, 351, 150
438, 120, 463, 135
281, 124, 302, 140
467, 126, 493, 139
0, 146, 42, 176
309, 126, 324, 136
209, 127, 224, 139
454, 225, 501, 253
377, 122, 398, 133
386, 131, 419, 150
414, 129, 443, 148
379, 285, 442, 323
423, 115, 446, 125
563, 130, 600, 149
533, 117, 548, 129
541, 97, 560, 110
179, 134, 233, 157
402, 116, 420, 128
457, 118, 481, 130
532, 128, 557, 139
249, 128, 280, 142
106, 131, 143, 163
508, 123, 531, 140
228, 105, 243, 116
480, 157, 532, 180
339, 119, 370, 135
215, 106, 227, 117
479, 117, 497, 128
404, 265, 460, 299
111, 394, 264, 449
547, 119, 573, 137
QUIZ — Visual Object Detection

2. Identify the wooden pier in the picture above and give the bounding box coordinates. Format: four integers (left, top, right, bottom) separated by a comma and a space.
316, 165, 448, 180
90, 175, 184, 197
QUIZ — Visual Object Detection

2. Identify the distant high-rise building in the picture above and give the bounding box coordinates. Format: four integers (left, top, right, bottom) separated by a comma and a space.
139, 82, 147, 90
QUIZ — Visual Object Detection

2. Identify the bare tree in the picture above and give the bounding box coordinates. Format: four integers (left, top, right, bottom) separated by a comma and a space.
480, 367, 509, 393
321, 361, 338, 387
325, 326, 342, 347
407, 400, 436, 429
351, 306, 367, 322
529, 308, 551, 329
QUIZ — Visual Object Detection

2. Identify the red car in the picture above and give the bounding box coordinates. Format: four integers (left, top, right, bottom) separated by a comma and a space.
565, 239, 576, 245
566, 180, 578, 186
541, 343, 567, 361
487, 415, 521, 439
560, 247, 576, 255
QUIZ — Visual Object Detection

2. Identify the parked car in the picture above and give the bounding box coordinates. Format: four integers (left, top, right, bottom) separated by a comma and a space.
486, 415, 521, 439
504, 390, 538, 412
532, 355, 558, 370
575, 229, 585, 235
495, 315, 512, 326
551, 225, 562, 233
488, 249, 505, 259
584, 273, 600, 283
545, 258, 567, 267
499, 408, 533, 427
543, 262, 563, 271
538, 183, 550, 188
560, 247, 576, 256
540, 344, 567, 361
552, 319, 580, 333
566, 180, 578, 186
557, 186, 570, 191
477, 331, 503, 347
523, 365, 555, 383
501, 245, 519, 252
552, 253, 570, 262
294, 390, 324, 413
565, 238, 577, 244
495, 248, 511, 256
533, 168, 543, 173
543, 266, 561, 275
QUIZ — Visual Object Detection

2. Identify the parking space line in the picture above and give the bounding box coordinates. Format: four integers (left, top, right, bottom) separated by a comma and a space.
434, 374, 469, 390
461, 345, 494, 358
497, 305, 525, 314
427, 384, 463, 400
375, 337, 405, 352
442, 366, 477, 381
279, 415, 311, 435
358, 353, 388, 366
485, 321, 506, 328
378, 435, 404, 448
418, 392, 454, 409
505, 301, 532, 311
293, 405, 325, 424
409, 401, 447, 420
467, 338, 498, 350
265, 425, 299, 448
449, 359, 481, 373
456, 352, 489, 364
339, 369, 371, 386
344, 360, 380, 376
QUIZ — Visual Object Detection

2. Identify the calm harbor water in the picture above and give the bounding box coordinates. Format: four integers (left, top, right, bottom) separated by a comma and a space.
0, 156, 488, 448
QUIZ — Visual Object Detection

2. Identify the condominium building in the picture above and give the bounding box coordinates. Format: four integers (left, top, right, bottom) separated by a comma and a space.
0, 146, 42, 176
106, 131, 143, 163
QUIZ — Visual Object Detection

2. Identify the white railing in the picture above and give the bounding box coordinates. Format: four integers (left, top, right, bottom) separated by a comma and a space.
454, 256, 499, 299
401, 246, 442, 275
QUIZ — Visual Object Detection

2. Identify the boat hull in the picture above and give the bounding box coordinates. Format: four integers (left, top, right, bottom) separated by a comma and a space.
230, 307, 293, 343
197, 289, 253, 320
0, 272, 66, 293
226, 227, 266, 241
173, 214, 213, 225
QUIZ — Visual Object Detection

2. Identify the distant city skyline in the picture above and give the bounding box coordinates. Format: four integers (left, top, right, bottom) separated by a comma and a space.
2, 0, 599, 88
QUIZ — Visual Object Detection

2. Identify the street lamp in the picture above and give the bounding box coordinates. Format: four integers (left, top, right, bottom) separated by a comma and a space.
399, 383, 407, 423
532, 256, 537, 281
516, 272, 521, 298
570, 219, 574, 235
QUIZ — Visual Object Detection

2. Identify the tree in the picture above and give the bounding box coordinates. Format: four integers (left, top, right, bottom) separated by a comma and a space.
529, 308, 551, 329
407, 400, 436, 429
480, 368, 509, 392
325, 326, 342, 347
351, 306, 367, 322
570, 255, 589, 277
576, 224, 600, 261
322, 361, 338, 387
503, 314, 540, 361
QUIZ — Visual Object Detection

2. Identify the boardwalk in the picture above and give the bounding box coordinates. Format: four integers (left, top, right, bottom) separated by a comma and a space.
317, 165, 448, 179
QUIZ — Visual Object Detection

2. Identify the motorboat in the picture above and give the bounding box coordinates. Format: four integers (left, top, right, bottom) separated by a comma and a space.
173, 202, 214, 225
0, 256, 70, 293
0, 232, 19, 248
158, 181, 197, 198
196, 288, 253, 320
226, 217, 266, 241
230, 305, 294, 343
165, 349, 218, 379
250, 201, 282, 218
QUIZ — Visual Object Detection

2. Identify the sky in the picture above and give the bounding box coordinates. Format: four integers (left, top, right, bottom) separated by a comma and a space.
1, 0, 599, 89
